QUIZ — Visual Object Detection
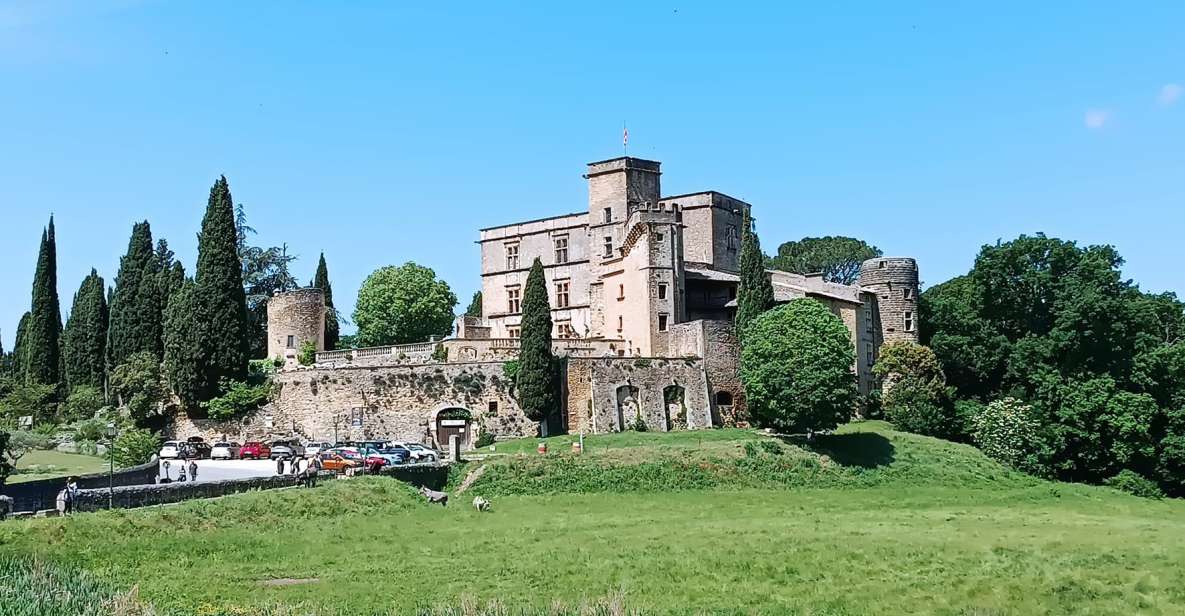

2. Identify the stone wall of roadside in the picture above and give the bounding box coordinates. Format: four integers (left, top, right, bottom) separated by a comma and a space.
71, 473, 312, 512
378, 463, 451, 491
0, 461, 159, 514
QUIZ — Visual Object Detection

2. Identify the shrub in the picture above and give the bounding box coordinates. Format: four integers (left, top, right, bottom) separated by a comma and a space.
630, 411, 649, 432
970, 397, 1048, 476
0, 432, 14, 485
110, 351, 166, 426
502, 360, 520, 381
883, 384, 961, 440
202, 380, 271, 422
740, 299, 856, 434
0, 382, 58, 425
1104, 469, 1165, 499
431, 344, 448, 362
475, 426, 496, 448
73, 418, 106, 443
297, 340, 317, 366
63, 386, 104, 422
112, 428, 160, 467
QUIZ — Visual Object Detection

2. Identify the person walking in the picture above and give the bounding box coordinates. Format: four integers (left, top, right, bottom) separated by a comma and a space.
276, 456, 285, 476
188, 459, 198, 482
178, 460, 187, 482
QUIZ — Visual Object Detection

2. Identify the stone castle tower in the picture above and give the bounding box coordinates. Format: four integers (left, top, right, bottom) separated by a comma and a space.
858, 257, 920, 348
266, 288, 326, 364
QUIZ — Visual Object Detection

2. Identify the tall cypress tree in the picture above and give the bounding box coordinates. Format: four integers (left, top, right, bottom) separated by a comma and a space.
736, 208, 775, 336
155, 239, 186, 313
63, 269, 109, 390
311, 252, 339, 351
163, 279, 205, 409
25, 218, 63, 386
517, 258, 557, 433
195, 176, 249, 393
108, 222, 161, 367
12, 312, 30, 380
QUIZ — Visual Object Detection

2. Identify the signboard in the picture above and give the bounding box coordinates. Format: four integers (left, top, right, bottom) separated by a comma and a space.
18, 415, 33, 428
440, 419, 468, 427
350, 407, 365, 428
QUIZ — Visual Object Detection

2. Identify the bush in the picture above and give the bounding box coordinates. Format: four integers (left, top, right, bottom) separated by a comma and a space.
884, 384, 961, 439
0, 382, 58, 426
63, 386, 104, 422
110, 351, 166, 426
740, 299, 856, 434
874, 342, 965, 440
5, 430, 54, 465
202, 380, 271, 422
970, 397, 1048, 476
73, 418, 106, 443
475, 426, 496, 448
1104, 469, 1165, 499
297, 340, 317, 366
112, 428, 160, 467
0, 432, 14, 485
630, 411, 649, 432
431, 344, 448, 363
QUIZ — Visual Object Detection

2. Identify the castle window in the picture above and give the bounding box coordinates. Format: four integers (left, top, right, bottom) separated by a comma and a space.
286, 335, 295, 349
657, 283, 668, 300
557, 323, 574, 338
865, 309, 873, 333
488, 401, 499, 415
867, 346, 874, 367
655, 232, 664, 243
507, 286, 521, 314
555, 281, 570, 308
715, 391, 733, 407
617, 315, 623, 332
554, 235, 569, 264
904, 311, 915, 332
726, 225, 738, 251
603, 207, 612, 223
505, 242, 520, 270
603, 236, 613, 257
658, 314, 669, 332
879, 261, 886, 269
618, 284, 625, 300
507, 326, 520, 338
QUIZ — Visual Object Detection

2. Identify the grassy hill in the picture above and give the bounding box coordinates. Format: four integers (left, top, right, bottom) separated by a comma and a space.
3, 422, 1184, 615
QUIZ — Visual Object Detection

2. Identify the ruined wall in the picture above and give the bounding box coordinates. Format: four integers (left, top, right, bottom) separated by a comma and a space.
670, 319, 746, 427
565, 357, 711, 434
171, 362, 535, 449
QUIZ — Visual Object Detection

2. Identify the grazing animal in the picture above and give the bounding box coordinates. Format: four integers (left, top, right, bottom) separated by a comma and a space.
419, 485, 448, 507
471, 496, 491, 512
0, 495, 13, 520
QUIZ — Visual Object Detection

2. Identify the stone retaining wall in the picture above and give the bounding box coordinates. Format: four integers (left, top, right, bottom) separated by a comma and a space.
0, 460, 159, 514
71, 473, 314, 512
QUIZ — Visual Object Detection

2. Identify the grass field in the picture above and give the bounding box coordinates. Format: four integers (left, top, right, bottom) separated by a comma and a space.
3, 422, 1184, 615
8, 449, 108, 484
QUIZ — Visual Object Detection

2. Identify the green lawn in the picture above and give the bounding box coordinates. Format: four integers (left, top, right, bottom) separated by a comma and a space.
3, 423, 1184, 615
8, 449, 108, 484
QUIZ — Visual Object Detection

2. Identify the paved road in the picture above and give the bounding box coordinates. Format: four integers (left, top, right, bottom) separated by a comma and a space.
157, 459, 278, 483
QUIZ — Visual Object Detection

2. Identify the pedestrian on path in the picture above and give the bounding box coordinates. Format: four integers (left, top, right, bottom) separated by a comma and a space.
178, 461, 187, 482
188, 459, 198, 482
276, 456, 285, 476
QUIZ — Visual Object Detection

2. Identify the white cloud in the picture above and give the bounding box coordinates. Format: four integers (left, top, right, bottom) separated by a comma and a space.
1159, 83, 1183, 106
1084, 109, 1110, 129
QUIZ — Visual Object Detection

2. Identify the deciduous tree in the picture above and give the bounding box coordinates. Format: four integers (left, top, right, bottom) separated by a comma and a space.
353, 263, 457, 346
768, 236, 882, 285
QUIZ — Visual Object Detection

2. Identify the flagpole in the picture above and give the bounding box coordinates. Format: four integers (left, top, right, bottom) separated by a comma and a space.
623, 121, 628, 157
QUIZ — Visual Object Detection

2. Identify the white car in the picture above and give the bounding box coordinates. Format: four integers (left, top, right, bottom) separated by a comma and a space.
211, 442, 241, 460
394, 442, 438, 463
305, 441, 332, 457
159, 441, 183, 459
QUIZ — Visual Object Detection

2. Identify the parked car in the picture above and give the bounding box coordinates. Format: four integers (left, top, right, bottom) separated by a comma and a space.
186, 437, 212, 459
211, 442, 241, 460
318, 450, 361, 473
159, 441, 183, 459
305, 441, 332, 456
394, 441, 438, 463
334, 447, 388, 472
239, 441, 271, 460
373, 446, 410, 466
269, 440, 306, 460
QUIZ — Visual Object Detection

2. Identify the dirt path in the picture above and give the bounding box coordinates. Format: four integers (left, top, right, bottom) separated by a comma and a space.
455, 464, 487, 494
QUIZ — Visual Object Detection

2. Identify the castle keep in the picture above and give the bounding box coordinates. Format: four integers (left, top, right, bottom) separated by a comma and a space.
174, 156, 918, 449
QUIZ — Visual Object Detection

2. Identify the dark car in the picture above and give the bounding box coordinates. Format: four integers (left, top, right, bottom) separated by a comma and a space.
185, 437, 212, 459
377, 446, 411, 465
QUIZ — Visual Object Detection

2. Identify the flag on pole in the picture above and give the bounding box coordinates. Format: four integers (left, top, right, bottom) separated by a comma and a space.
623, 125, 629, 148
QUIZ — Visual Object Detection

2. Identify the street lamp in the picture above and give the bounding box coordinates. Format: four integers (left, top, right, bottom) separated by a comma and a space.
105, 422, 118, 509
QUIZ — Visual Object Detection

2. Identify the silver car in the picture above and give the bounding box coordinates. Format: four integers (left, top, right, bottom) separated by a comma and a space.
269, 440, 306, 460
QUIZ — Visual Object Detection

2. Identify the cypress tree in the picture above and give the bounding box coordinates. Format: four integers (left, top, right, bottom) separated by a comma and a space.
517, 258, 557, 432
108, 222, 161, 367
25, 218, 63, 385
195, 176, 249, 392
63, 269, 109, 390
465, 291, 483, 318
736, 208, 775, 336
162, 279, 205, 409
311, 252, 339, 351
155, 239, 186, 312
12, 312, 30, 380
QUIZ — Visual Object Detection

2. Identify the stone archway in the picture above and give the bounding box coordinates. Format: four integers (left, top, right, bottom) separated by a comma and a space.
615, 384, 639, 432
664, 385, 686, 431
430, 404, 474, 450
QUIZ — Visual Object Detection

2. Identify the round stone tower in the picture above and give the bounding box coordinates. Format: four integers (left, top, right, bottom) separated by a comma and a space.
858, 257, 920, 345
266, 288, 326, 363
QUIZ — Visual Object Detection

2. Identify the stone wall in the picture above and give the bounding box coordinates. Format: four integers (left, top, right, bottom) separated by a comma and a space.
266, 288, 326, 365
858, 257, 920, 346
670, 319, 746, 426
72, 473, 312, 512
565, 356, 711, 433
1, 461, 159, 514
171, 362, 535, 449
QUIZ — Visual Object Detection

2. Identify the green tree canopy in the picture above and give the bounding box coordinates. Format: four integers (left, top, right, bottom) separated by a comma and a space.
767, 236, 883, 285
353, 263, 458, 347
195, 176, 250, 386
10, 312, 30, 381
517, 258, 556, 429
162, 279, 207, 408
311, 252, 340, 351
237, 203, 299, 359
25, 217, 63, 386
62, 269, 108, 391
465, 291, 483, 318
108, 221, 161, 366
735, 209, 775, 336
740, 299, 856, 433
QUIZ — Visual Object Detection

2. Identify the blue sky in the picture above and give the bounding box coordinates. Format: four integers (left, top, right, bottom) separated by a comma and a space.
1, 1, 1182, 340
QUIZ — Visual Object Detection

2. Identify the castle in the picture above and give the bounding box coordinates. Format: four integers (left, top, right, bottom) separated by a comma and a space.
174, 156, 918, 449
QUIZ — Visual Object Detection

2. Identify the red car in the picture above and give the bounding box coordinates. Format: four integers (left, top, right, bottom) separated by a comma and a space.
239, 441, 271, 460
335, 448, 388, 472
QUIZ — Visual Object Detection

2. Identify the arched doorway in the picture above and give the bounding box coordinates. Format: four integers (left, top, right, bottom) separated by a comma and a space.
434, 407, 472, 450
713, 391, 733, 427
664, 385, 686, 431
615, 385, 639, 431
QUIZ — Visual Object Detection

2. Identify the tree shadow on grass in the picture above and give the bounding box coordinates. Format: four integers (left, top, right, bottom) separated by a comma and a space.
778, 432, 895, 469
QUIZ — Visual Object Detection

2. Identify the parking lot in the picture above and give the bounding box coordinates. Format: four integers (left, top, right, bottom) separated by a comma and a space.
157, 458, 278, 483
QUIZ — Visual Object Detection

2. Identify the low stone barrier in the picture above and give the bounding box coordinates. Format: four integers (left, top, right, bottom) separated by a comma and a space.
70, 472, 326, 512
378, 462, 450, 491
0, 460, 159, 514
